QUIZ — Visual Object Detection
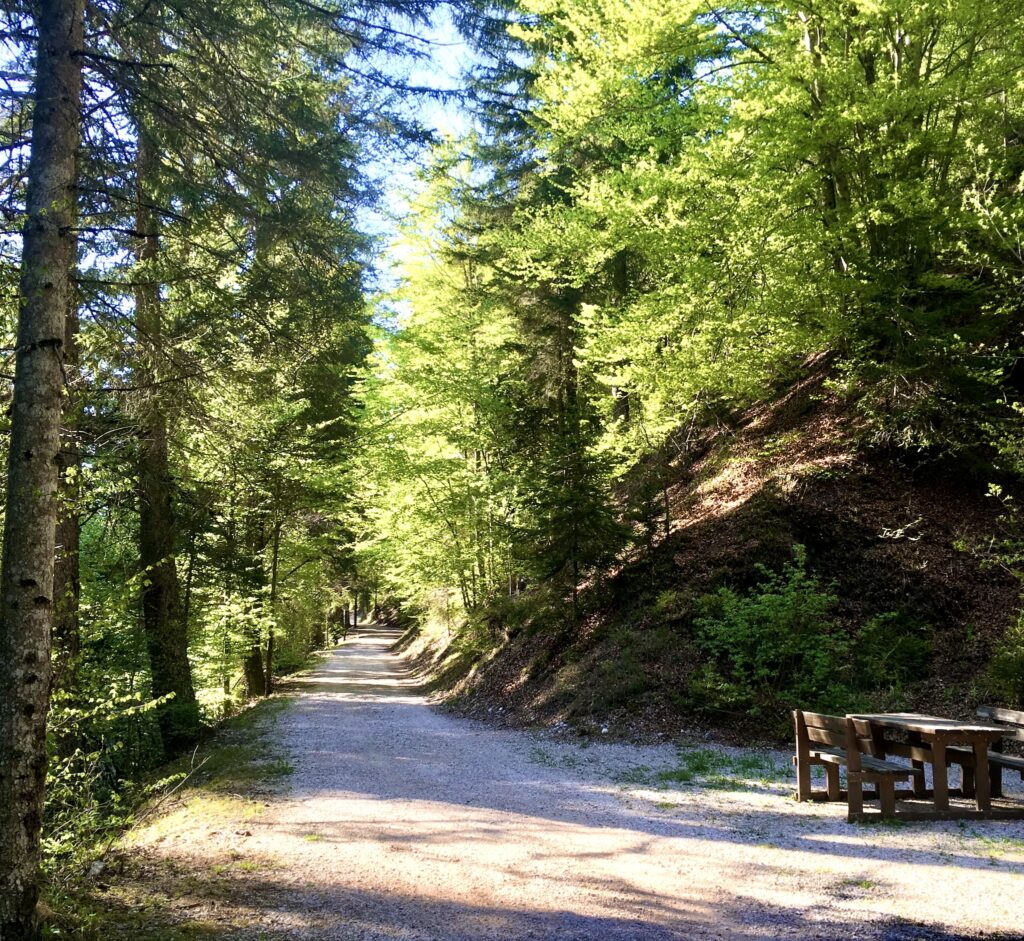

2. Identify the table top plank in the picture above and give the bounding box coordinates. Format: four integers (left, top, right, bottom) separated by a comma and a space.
848, 713, 1008, 736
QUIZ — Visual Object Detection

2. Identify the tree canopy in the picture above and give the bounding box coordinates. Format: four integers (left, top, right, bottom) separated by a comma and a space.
2, 0, 1024, 935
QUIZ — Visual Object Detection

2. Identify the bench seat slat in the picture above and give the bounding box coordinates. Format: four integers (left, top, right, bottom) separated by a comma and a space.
808, 746, 914, 776
977, 705, 1024, 727
947, 745, 1024, 772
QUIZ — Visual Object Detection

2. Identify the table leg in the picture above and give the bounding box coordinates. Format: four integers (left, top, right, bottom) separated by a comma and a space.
931, 735, 950, 811
973, 737, 991, 812
961, 757, 976, 798
879, 779, 897, 817
991, 739, 1004, 799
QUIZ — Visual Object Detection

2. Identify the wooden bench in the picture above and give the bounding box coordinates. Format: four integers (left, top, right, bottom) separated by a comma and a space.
946, 705, 1024, 798
793, 710, 921, 819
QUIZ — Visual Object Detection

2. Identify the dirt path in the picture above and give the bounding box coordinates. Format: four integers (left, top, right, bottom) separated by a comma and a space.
126, 626, 1024, 940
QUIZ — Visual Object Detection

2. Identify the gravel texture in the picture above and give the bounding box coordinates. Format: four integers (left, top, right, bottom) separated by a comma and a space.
135, 626, 1024, 940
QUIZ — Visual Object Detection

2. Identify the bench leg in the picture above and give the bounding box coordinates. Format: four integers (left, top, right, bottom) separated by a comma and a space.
847, 775, 864, 821
796, 755, 811, 802
912, 760, 927, 798
825, 764, 841, 801
961, 762, 976, 799
991, 762, 1004, 799
973, 739, 991, 811
932, 746, 950, 811
879, 779, 897, 817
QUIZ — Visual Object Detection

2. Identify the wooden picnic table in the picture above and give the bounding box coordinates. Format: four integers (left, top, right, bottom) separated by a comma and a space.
849, 713, 1007, 815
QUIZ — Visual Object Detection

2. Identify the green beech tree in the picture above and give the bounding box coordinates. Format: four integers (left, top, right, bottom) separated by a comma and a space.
353, 0, 1024, 646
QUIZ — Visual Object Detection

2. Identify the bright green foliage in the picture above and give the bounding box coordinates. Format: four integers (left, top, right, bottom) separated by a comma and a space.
356, 178, 522, 613
692, 548, 851, 720
355, 142, 628, 620
505, 0, 1024, 454
356, 0, 1024, 701
989, 614, 1024, 707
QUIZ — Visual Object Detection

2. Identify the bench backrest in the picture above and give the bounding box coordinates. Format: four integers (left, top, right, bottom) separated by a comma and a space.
978, 705, 1024, 742
794, 710, 878, 755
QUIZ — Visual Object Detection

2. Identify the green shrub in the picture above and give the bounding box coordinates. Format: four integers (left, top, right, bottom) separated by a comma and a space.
988, 613, 1024, 707
690, 549, 940, 726
652, 589, 689, 621
957, 489, 1024, 708
44, 691, 172, 883
477, 583, 565, 643
854, 611, 932, 693
582, 647, 649, 714
692, 546, 854, 722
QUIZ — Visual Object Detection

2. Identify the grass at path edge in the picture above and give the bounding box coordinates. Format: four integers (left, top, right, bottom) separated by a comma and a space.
41, 674, 311, 939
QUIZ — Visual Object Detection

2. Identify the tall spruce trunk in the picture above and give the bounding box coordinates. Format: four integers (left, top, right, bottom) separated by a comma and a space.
53, 226, 81, 699
134, 131, 199, 753
265, 517, 281, 695
0, 0, 84, 935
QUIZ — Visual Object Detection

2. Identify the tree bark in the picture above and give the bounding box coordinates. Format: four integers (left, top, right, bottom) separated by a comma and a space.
242, 650, 267, 697
265, 517, 281, 695
134, 129, 199, 754
0, 0, 84, 935
53, 216, 82, 700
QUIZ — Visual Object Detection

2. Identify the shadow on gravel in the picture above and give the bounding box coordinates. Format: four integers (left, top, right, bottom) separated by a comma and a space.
99, 860, 1022, 941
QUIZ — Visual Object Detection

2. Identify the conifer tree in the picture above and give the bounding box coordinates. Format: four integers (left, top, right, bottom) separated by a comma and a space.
0, 0, 84, 934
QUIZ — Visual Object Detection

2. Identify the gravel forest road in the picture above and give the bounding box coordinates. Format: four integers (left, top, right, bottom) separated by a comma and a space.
137, 625, 1024, 941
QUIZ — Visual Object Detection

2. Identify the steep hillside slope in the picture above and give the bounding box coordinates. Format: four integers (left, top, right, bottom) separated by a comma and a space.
414, 365, 1021, 742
